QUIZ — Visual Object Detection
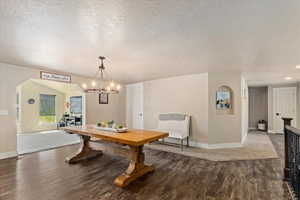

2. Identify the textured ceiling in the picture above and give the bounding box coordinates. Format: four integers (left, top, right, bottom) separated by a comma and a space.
1, 0, 300, 84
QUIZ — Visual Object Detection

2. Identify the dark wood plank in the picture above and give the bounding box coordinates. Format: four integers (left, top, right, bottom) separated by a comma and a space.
0, 134, 290, 200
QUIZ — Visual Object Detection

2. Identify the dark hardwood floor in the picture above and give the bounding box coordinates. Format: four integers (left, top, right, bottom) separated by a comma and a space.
0, 134, 290, 200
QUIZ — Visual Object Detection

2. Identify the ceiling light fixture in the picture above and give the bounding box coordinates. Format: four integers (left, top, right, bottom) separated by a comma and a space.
83, 56, 121, 94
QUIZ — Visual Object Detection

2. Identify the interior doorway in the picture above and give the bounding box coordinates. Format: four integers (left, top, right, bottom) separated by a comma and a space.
272, 87, 297, 133
248, 87, 268, 132
16, 79, 85, 154
249, 86, 298, 134
126, 83, 144, 129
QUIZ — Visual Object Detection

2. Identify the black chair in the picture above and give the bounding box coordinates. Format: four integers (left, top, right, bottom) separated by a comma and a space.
65, 117, 75, 126
75, 116, 82, 126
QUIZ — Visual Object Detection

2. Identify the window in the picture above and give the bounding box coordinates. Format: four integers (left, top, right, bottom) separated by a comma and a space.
39, 94, 56, 123
70, 96, 82, 114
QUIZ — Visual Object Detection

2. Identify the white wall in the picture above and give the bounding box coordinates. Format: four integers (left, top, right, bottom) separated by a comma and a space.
127, 72, 248, 147
85, 91, 126, 125
143, 73, 209, 143
207, 72, 243, 145
0, 62, 126, 158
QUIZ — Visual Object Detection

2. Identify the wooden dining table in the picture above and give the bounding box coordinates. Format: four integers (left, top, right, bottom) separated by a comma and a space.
63, 125, 168, 187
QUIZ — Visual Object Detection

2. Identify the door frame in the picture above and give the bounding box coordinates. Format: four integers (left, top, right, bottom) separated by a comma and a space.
126, 83, 144, 129
272, 86, 297, 133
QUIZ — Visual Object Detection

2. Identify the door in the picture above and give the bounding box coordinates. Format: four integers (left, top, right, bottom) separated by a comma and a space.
273, 87, 297, 133
126, 83, 144, 129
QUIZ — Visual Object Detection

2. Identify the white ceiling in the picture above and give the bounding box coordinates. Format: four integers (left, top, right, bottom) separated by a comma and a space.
1, 0, 300, 85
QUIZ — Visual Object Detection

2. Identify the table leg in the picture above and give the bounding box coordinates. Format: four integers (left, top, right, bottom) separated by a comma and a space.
66, 135, 102, 164
114, 145, 154, 187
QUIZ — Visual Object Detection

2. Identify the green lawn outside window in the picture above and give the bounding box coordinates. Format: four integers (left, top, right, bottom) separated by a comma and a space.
40, 94, 56, 123
39, 115, 56, 123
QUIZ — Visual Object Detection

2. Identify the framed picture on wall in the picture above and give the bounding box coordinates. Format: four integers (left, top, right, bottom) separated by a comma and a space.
216, 91, 231, 109
99, 93, 108, 104
215, 85, 234, 115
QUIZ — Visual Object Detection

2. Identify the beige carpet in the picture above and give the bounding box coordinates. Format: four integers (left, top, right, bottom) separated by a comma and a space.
145, 133, 278, 161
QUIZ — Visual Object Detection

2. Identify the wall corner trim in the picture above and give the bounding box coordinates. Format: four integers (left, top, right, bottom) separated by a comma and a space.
241, 134, 247, 144
0, 151, 18, 160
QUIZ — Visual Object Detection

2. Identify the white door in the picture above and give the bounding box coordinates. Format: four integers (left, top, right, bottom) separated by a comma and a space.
273, 87, 297, 133
126, 83, 144, 129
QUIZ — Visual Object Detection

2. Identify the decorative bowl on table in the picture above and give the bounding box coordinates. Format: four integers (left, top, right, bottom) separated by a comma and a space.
95, 121, 128, 133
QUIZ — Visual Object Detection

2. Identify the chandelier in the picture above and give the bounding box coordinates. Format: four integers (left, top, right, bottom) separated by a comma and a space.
82, 56, 121, 94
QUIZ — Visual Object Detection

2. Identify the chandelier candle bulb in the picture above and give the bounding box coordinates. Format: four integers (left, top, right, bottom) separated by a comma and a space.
285, 77, 293, 80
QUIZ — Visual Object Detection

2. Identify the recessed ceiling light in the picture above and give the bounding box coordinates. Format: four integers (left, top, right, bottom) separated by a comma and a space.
285, 77, 293, 80
296, 65, 300, 69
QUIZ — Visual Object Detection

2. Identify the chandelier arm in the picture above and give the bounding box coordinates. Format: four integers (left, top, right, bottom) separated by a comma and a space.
94, 69, 100, 80
101, 69, 104, 81
95, 57, 101, 78
85, 56, 119, 94
103, 69, 113, 82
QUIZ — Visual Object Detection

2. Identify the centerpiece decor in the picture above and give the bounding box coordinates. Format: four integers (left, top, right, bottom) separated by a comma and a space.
95, 120, 128, 133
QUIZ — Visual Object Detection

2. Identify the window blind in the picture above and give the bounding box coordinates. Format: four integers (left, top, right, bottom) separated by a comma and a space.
40, 94, 56, 116
70, 96, 82, 114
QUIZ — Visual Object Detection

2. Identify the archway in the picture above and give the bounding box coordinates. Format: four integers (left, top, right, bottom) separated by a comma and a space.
16, 78, 86, 154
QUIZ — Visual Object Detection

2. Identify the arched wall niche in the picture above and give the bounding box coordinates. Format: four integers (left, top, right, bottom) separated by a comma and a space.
216, 85, 234, 115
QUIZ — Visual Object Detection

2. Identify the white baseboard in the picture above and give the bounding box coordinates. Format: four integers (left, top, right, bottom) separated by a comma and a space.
207, 142, 243, 149
268, 129, 282, 134
268, 129, 275, 134
190, 141, 209, 149
190, 141, 242, 149
159, 137, 243, 149
0, 151, 18, 160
